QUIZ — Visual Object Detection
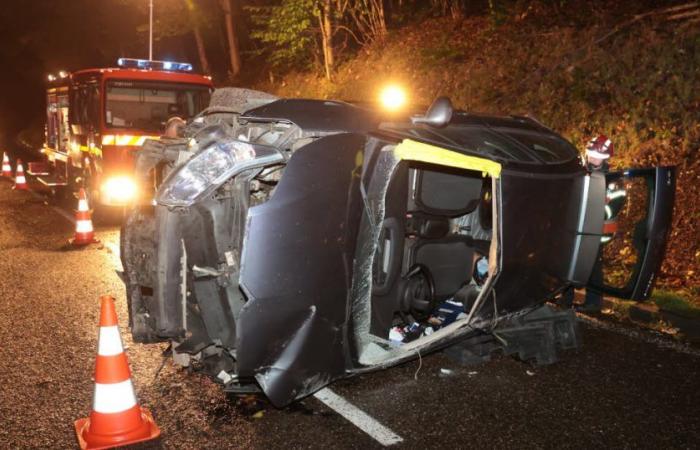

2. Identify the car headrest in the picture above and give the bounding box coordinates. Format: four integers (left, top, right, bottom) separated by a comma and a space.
406, 213, 450, 239
414, 168, 483, 217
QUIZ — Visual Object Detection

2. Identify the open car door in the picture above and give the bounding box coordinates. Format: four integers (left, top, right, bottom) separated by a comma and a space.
587, 167, 675, 300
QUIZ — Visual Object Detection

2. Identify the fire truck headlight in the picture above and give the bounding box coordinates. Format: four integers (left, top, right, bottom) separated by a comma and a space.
101, 176, 137, 205
157, 139, 284, 207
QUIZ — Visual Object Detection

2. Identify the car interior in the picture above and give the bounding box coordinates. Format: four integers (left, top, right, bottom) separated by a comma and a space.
370, 161, 494, 343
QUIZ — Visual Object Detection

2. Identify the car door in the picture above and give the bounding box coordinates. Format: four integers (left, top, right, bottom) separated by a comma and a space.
236, 132, 367, 407
586, 166, 676, 300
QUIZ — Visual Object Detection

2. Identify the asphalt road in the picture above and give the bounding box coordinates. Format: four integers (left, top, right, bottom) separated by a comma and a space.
0, 175, 698, 449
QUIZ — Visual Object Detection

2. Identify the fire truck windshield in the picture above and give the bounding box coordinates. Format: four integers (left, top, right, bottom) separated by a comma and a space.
105, 80, 211, 132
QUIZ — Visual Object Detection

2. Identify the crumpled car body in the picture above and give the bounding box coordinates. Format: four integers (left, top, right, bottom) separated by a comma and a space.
121, 88, 675, 407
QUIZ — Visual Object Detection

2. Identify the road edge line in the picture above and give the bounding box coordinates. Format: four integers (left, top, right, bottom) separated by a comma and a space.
313, 387, 404, 447
26, 188, 76, 224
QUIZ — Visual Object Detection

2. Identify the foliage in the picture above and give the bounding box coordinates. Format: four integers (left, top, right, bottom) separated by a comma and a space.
430, 0, 466, 19
247, 0, 320, 71
488, 0, 508, 25
652, 290, 700, 319
119, 0, 219, 48
117, 0, 203, 42
247, 0, 390, 76
345, 0, 388, 43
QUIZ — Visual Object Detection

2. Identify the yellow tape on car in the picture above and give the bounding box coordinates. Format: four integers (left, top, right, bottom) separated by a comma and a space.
393, 139, 501, 178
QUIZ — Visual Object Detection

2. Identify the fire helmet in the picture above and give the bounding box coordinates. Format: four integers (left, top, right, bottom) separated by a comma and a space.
585, 135, 613, 160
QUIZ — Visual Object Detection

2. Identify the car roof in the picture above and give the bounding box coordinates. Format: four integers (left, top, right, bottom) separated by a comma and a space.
241, 98, 578, 166
451, 111, 551, 133
241, 98, 378, 133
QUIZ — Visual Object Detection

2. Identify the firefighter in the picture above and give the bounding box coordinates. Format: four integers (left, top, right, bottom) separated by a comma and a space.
164, 116, 186, 139
585, 135, 612, 172
560, 135, 617, 312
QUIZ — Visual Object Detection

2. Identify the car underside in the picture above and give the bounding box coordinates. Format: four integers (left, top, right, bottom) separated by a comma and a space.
121, 88, 675, 407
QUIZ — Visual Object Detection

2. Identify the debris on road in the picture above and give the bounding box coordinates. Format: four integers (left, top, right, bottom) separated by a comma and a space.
439, 368, 455, 377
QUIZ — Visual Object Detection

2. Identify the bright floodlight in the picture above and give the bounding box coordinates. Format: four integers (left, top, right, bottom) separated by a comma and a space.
379, 85, 407, 111
101, 176, 137, 205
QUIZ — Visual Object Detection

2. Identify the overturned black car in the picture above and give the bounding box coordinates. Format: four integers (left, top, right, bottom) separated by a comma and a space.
121, 88, 675, 407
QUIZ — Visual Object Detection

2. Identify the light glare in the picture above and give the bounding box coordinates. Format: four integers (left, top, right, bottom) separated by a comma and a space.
101, 176, 137, 204
380, 85, 407, 111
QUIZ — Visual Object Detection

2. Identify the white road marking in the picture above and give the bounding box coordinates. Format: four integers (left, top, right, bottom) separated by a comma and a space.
313, 388, 404, 447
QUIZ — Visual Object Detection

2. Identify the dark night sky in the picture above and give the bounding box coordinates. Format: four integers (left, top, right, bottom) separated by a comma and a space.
0, 1, 207, 144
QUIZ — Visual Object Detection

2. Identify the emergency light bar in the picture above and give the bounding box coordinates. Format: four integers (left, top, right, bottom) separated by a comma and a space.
47, 70, 69, 82
117, 58, 193, 72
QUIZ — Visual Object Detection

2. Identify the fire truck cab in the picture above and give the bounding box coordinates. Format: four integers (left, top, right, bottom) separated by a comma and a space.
40, 58, 213, 206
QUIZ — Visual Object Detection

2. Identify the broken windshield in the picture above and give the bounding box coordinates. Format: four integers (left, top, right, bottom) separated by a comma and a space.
493, 127, 578, 163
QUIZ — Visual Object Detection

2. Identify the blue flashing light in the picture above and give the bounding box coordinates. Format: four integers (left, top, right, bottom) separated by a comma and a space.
117, 58, 194, 72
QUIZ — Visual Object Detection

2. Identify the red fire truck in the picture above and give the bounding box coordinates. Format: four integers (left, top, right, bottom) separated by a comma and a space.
38, 58, 213, 206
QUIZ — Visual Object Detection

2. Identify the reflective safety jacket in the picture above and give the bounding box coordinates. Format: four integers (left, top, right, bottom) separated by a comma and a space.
587, 161, 625, 243
601, 183, 626, 243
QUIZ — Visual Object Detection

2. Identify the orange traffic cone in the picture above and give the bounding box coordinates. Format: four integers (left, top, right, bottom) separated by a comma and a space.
13, 159, 28, 190
1, 153, 11, 178
71, 188, 99, 246
74, 295, 161, 450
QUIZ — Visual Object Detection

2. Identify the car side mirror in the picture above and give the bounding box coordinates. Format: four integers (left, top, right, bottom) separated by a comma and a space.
411, 96, 453, 128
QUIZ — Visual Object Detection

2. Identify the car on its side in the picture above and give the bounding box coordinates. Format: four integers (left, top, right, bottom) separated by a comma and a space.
120, 89, 675, 407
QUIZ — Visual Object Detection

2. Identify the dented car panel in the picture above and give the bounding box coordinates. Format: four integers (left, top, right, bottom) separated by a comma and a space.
237, 133, 366, 406
120, 89, 675, 407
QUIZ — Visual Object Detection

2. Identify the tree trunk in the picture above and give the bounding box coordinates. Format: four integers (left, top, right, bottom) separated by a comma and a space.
219, 0, 241, 78
373, 0, 387, 36
185, 2, 211, 74
319, 0, 334, 82
192, 24, 210, 74
450, 0, 463, 19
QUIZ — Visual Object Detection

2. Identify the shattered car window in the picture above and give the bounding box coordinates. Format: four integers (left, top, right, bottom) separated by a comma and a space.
381, 124, 537, 163
382, 123, 578, 164
494, 128, 578, 163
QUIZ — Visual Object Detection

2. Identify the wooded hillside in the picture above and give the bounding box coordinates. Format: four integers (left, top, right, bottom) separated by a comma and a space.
253, 1, 700, 301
